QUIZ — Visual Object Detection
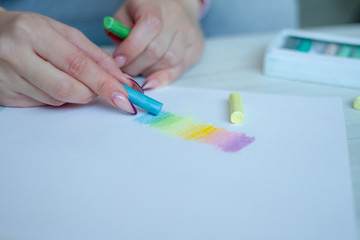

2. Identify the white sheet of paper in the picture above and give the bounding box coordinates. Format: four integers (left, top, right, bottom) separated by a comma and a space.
0, 87, 357, 240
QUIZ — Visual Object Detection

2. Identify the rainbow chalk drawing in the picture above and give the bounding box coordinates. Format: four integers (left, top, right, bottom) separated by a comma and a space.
134, 111, 255, 153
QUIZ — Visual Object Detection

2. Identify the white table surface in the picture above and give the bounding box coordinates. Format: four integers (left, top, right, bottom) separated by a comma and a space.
158, 24, 360, 227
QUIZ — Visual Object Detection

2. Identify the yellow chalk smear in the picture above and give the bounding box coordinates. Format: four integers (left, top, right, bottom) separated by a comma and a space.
191, 126, 218, 140
229, 93, 244, 124
180, 124, 217, 140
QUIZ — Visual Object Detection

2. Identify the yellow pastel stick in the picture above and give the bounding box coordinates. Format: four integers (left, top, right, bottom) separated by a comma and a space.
353, 96, 360, 110
228, 93, 244, 124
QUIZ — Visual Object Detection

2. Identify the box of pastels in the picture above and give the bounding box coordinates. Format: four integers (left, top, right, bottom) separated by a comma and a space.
264, 29, 360, 89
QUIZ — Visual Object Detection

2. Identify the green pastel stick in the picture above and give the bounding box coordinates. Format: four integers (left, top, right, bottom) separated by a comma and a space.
337, 45, 352, 57
103, 16, 131, 39
296, 39, 312, 53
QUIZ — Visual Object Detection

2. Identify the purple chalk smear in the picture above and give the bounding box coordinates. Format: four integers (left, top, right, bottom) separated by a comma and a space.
219, 133, 255, 152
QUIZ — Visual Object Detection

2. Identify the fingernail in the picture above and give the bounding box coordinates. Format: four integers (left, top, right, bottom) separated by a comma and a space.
111, 91, 137, 115
142, 79, 161, 91
114, 56, 127, 68
124, 74, 144, 94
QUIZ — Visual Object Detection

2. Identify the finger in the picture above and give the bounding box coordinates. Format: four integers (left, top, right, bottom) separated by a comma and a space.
46, 18, 136, 89
142, 41, 203, 90
113, 6, 134, 29
17, 76, 66, 106
112, 4, 163, 68
122, 30, 175, 76
141, 30, 186, 76
32, 26, 136, 114
0, 91, 45, 108
0, 61, 64, 106
15, 49, 95, 104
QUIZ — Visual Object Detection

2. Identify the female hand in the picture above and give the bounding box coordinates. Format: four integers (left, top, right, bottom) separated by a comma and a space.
0, 9, 141, 114
110, 0, 204, 90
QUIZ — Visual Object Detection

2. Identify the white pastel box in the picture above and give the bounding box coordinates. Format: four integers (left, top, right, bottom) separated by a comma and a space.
263, 29, 360, 89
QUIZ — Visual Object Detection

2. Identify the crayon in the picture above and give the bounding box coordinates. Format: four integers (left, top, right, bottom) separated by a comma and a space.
353, 96, 360, 110
228, 93, 244, 124
104, 16, 131, 39
122, 84, 163, 115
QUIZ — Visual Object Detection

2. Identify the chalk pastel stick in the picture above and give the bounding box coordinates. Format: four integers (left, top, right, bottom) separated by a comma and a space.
323, 43, 339, 55
353, 96, 360, 110
309, 41, 327, 54
122, 84, 163, 116
104, 16, 131, 39
337, 45, 352, 57
296, 39, 312, 52
351, 46, 360, 58
228, 93, 244, 124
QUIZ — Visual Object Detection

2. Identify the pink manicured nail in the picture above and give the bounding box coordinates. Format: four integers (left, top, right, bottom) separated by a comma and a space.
124, 74, 144, 94
111, 91, 137, 115
142, 79, 161, 91
114, 56, 127, 68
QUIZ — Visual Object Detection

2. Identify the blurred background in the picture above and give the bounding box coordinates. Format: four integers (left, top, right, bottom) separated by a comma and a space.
2, 0, 360, 44
300, 0, 360, 27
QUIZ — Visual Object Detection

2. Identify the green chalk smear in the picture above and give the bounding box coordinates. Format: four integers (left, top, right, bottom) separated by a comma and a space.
296, 39, 312, 53
151, 113, 197, 137
151, 114, 184, 129
162, 118, 197, 137
137, 112, 200, 138
337, 45, 352, 57
148, 112, 172, 126
351, 46, 360, 58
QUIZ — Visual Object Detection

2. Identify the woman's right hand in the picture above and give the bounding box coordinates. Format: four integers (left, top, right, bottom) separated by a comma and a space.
0, 9, 140, 114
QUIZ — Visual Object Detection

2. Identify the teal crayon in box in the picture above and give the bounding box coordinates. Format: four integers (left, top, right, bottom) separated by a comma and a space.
296, 39, 312, 52
264, 29, 360, 89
